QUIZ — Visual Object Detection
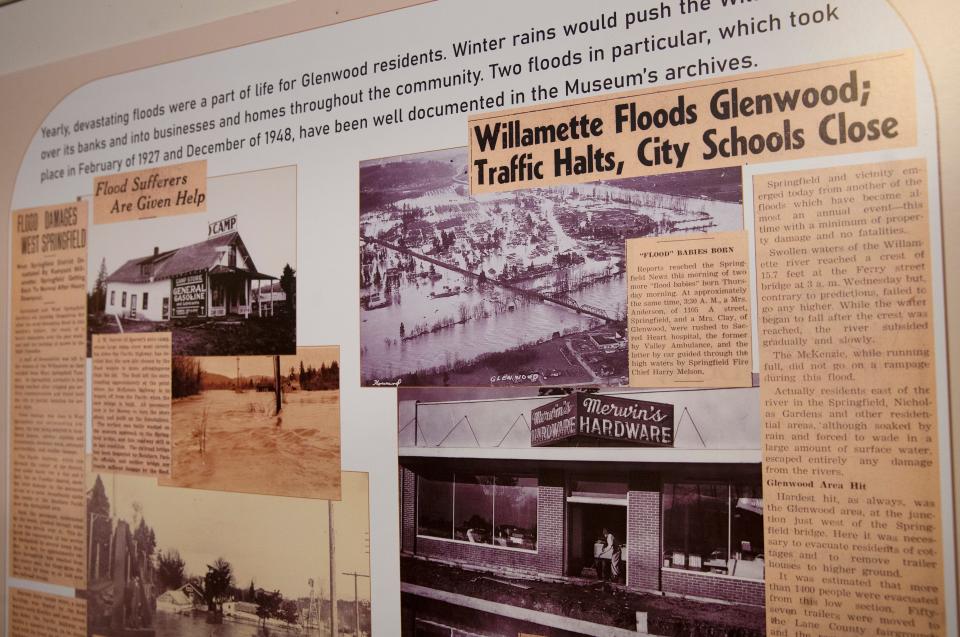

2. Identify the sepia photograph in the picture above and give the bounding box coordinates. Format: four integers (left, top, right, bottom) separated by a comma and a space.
163, 346, 340, 500
397, 386, 765, 636
359, 148, 742, 387
87, 166, 297, 357
85, 470, 370, 637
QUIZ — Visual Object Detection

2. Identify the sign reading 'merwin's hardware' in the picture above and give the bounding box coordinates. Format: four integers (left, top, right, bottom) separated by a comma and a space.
531, 394, 674, 447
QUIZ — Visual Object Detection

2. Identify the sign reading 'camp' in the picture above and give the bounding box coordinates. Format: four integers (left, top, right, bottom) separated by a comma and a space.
208, 214, 237, 237
531, 393, 674, 447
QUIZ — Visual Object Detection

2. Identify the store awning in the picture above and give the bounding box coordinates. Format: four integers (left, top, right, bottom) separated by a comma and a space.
208, 265, 277, 280
736, 498, 763, 515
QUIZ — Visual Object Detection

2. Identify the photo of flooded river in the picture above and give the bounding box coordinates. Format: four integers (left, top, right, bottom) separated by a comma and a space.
155, 611, 303, 636
169, 389, 339, 499
87, 470, 370, 637
359, 148, 743, 387
165, 347, 340, 499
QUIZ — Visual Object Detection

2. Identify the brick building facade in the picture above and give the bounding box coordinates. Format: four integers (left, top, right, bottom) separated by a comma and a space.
398, 387, 766, 608
400, 460, 764, 607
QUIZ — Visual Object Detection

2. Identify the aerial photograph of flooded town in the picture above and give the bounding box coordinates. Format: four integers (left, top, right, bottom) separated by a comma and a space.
86, 471, 371, 637
359, 148, 743, 387
164, 347, 340, 499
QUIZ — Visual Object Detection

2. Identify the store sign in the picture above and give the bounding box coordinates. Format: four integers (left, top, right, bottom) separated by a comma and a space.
171, 270, 207, 318
530, 395, 577, 446
208, 214, 237, 237
531, 394, 674, 447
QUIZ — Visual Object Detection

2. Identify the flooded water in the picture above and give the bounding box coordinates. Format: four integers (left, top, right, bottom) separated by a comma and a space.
167, 390, 339, 499
360, 150, 743, 385
155, 612, 314, 637
360, 274, 623, 382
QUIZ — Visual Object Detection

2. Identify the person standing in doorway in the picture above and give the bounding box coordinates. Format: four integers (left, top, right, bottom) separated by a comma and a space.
593, 529, 608, 579
599, 528, 622, 583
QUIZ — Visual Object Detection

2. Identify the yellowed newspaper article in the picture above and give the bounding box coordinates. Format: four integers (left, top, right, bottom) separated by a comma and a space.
627, 230, 752, 388
9, 589, 85, 637
92, 160, 206, 224
92, 333, 172, 476
10, 201, 87, 588
755, 159, 944, 636
469, 52, 915, 193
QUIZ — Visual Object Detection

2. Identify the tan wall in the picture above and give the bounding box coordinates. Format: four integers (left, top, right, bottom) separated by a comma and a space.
0, 0, 957, 625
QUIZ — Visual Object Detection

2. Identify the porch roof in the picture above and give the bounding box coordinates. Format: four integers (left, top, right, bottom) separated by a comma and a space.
208, 265, 277, 280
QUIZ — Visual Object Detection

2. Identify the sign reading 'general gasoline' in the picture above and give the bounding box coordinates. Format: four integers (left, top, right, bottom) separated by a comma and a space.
171, 270, 207, 318
531, 393, 674, 447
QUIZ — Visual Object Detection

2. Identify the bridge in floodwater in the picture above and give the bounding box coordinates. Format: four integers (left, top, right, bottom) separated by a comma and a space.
361, 235, 619, 324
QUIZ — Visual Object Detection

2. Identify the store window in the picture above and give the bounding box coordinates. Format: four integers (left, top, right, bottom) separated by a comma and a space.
662, 482, 763, 580
417, 472, 537, 551
493, 476, 537, 550
454, 475, 494, 544
417, 474, 453, 540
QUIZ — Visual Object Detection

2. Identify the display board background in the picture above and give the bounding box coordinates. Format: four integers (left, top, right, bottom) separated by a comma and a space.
0, 0, 957, 634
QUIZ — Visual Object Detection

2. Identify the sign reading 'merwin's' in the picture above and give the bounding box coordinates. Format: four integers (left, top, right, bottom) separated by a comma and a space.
531, 393, 674, 447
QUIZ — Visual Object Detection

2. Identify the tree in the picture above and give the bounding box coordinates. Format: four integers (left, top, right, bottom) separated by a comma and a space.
156, 550, 186, 592
134, 518, 157, 558
279, 599, 300, 624
172, 357, 203, 398
87, 474, 112, 580
91, 258, 108, 313
88, 474, 110, 518
280, 263, 296, 312
328, 360, 339, 384
255, 589, 283, 626
202, 558, 235, 614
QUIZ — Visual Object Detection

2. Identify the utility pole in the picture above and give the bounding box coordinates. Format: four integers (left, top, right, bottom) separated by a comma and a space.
273, 354, 282, 414
341, 572, 370, 637
328, 500, 336, 637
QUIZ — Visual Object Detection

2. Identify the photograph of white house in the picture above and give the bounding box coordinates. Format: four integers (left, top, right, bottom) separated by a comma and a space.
102, 227, 278, 322
87, 166, 297, 356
